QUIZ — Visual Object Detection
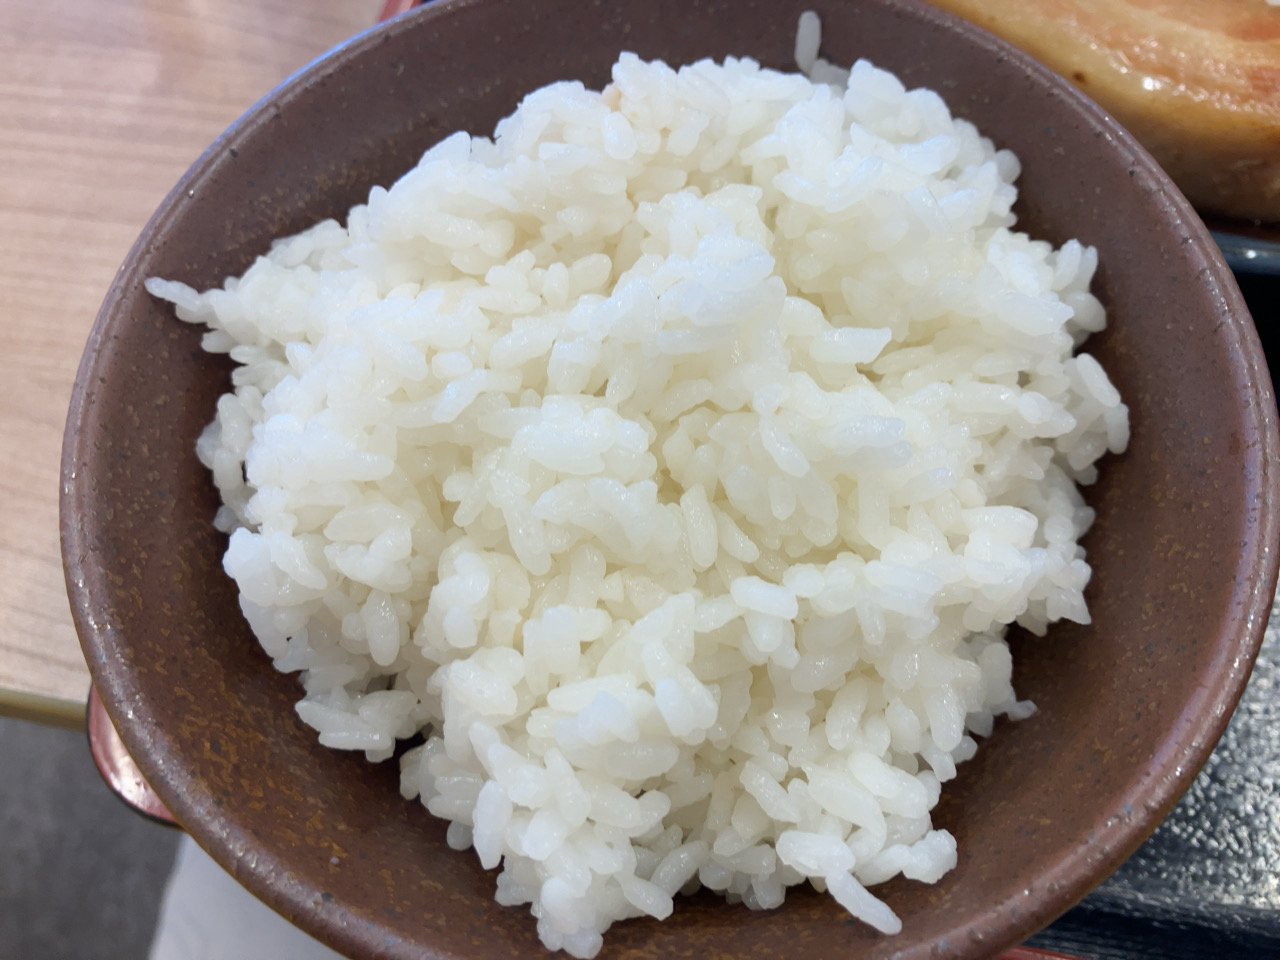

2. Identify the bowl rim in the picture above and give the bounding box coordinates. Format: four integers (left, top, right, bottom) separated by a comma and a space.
60, 0, 1280, 957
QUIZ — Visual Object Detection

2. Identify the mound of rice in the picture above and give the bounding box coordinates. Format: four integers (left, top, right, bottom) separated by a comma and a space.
149, 13, 1127, 957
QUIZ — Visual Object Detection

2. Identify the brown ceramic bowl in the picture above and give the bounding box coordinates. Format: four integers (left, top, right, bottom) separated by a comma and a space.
61, 0, 1280, 958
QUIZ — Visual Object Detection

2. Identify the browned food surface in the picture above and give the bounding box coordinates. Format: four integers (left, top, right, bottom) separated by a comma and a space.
926, 0, 1280, 221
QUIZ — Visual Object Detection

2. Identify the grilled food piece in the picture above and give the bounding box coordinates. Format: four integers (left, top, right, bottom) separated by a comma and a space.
926, 0, 1280, 221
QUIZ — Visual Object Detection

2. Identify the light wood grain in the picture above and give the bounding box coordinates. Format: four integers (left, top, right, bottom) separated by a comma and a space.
0, 0, 383, 725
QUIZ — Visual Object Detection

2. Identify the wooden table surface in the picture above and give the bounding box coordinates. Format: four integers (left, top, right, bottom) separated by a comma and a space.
0, 0, 383, 727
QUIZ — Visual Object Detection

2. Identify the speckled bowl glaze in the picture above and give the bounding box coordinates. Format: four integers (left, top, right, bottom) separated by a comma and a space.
61, 1, 1280, 958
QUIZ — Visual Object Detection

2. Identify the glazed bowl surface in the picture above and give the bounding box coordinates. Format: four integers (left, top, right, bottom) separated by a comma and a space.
61, 1, 1280, 957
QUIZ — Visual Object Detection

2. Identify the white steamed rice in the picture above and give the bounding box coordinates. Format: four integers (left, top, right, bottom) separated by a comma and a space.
148, 12, 1128, 957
